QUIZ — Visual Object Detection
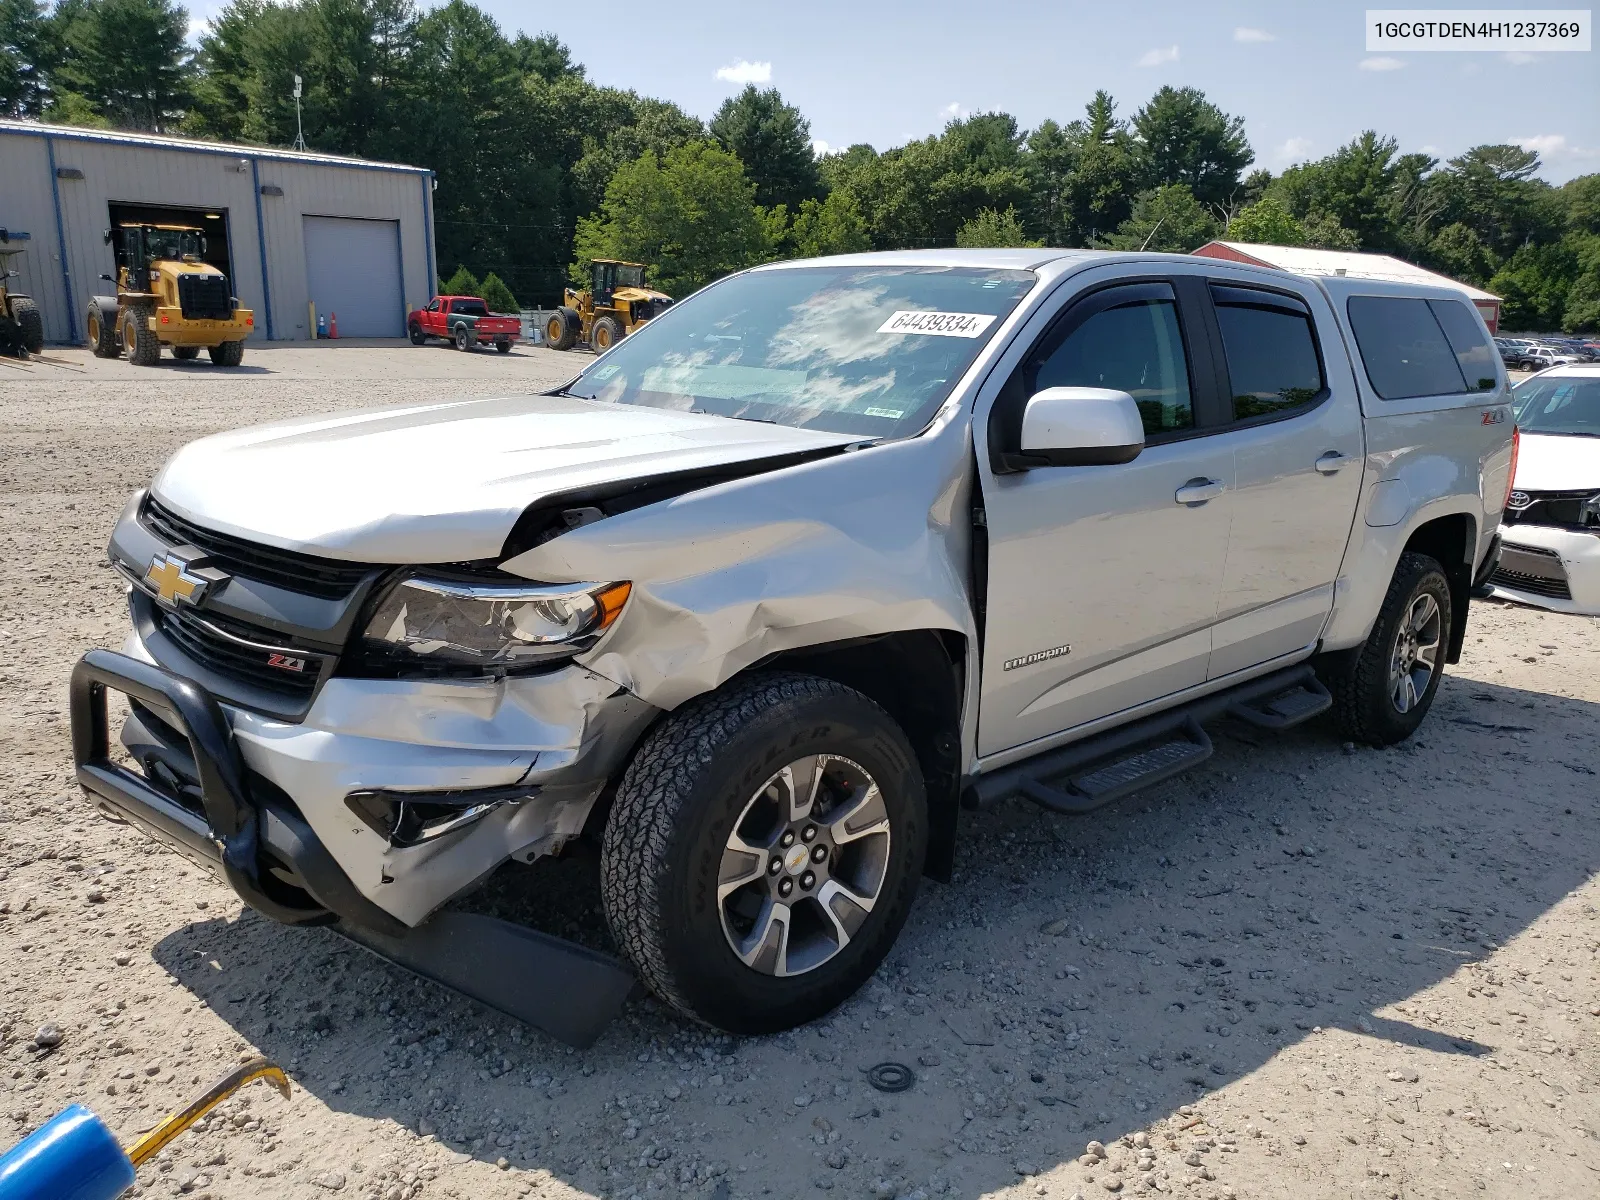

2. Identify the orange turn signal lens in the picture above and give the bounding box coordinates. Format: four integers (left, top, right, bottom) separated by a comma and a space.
595, 582, 631, 630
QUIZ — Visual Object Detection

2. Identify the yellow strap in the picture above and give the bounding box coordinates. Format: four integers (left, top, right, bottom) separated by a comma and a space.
124, 1057, 290, 1167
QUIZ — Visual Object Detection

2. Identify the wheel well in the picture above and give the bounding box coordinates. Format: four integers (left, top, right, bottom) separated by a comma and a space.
762, 630, 967, 883
1403, 513, 1476, 664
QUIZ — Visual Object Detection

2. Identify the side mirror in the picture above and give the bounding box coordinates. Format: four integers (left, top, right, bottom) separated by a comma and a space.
1019, 387, 1145, 466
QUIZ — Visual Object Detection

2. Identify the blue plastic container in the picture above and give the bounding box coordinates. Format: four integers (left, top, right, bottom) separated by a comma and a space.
0, 1105, 136, 1200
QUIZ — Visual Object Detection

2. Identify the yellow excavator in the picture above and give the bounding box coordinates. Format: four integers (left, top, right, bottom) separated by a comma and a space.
87, 223, 254, 366
545, 259, 672, 352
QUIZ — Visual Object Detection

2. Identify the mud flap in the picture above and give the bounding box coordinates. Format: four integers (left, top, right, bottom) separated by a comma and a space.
335, 911, 636, 1049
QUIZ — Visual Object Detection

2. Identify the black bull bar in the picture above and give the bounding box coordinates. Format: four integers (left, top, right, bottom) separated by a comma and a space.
69, 648, 634, 1048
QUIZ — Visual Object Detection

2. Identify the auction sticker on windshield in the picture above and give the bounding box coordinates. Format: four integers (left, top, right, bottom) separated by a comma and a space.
877, 310, 999, 338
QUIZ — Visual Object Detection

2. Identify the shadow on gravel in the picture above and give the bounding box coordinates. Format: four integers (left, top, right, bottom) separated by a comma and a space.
150, 674, 1599, 1198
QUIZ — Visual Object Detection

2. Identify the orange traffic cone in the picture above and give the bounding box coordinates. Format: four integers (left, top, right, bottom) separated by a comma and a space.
329, 311, 339, 339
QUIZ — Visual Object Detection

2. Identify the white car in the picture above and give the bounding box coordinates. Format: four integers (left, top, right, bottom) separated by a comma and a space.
1493, 364, 1600, 614
1513, 345, 1579, 371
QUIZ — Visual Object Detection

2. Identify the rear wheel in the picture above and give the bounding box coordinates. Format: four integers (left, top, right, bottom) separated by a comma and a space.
545, 306, 579, 351
453, 325, 472, 351
590, 315, 622, 353
171, 344, 201, 360
600, 672, 927, 1034
121, 305, 160, 366
495, 340, 512, 354
408, 323, 426, 346
12, 297, 43, 354
1320, 552, 1452, 746
86, 303, 119, 358
208, 340, 245, 367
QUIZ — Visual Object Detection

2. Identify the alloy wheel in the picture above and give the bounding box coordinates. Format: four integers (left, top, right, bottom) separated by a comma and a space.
1388, 592, 1441, 714
717, 754, 891, 978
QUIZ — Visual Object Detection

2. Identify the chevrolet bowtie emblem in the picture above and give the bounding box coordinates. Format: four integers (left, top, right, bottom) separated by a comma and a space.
144, 553, 211, 606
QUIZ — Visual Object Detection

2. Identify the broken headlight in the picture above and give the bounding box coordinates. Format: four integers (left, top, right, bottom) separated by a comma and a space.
360, 575, 630, 669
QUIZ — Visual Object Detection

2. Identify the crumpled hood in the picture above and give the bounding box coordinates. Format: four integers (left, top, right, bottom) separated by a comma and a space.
152, 394, 858, 563
1513, 432, 1600, 493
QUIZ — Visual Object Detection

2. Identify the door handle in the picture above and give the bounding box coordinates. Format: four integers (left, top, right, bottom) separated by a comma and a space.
1314, 451, 1351, 474
1174, 477, 1225, 506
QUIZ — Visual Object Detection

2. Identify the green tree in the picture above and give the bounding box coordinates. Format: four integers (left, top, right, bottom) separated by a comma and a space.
1562, 174, 1600, 234
1424, 144, 1563, 261
709, 84, 821, 212
1226, 195, 1304, 246
1039, 91, 1143, 245
956, 205, 1040, 248
1106, 184, 1221, 253
49, 0, 191, 131
1300, 210, 1360, 250
1425, 222, 1494, 286
1273, 132, 1403, 251
573, 140, 770, 297
1131, 85, 1253, 207
0, 0, 49, 116
1489, 240, 1578, 330
1561, 233, 1600, 331
479, 271, 518, 311
442, 264, 480, 295
789, 189, 870, 257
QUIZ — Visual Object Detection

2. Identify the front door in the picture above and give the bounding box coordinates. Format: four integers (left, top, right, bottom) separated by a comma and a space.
978, 279, 1236, 757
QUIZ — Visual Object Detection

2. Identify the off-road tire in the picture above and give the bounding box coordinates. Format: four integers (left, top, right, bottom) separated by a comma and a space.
208, 340, 245, 367
453, 324, 473, 351
1318, 552, 1452, 747
12, 296, 43, 355
546, 306, 579, 351
408, 323, 427, 346
171, 344, 201, 360
495, 339, 512, 354
121, 304, 161, 366
590, 315, 622, 353
600, 672, 928, 1034
86, 302, 120, 358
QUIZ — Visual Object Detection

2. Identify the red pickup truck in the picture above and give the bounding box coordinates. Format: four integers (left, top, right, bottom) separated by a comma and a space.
408, 295, 520, 353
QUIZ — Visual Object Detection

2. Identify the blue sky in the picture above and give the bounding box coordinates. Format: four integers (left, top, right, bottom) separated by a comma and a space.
189, 0, 1599, 183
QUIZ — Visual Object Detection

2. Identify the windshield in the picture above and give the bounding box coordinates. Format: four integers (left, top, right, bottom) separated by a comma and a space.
1513, 373, 1600, 437
144, 227, 202, 261
564, 265, 1036, 438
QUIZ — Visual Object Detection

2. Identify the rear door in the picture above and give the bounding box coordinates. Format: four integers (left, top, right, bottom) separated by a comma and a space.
1204, 281, 1366, 677
977, 272, 1236, 756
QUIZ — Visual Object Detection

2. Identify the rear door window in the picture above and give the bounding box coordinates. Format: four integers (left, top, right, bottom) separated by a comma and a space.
1426, 299, 1499, 391
1210, 285, 1326, 421
1346, 296, 1469, 400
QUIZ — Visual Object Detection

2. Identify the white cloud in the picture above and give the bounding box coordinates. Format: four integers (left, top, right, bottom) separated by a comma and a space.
941, 102, 969, 121
1504, 50, 1537, 65
1359, 56, 1406, 71
187, 15, 209, 43
1137, 44, 1180, 67
1234, 27, 1275, 43
1515, 135, 1599, 161
1276, 136, 1313, 163
811, 139, 831, 158
714, 60, 772, 85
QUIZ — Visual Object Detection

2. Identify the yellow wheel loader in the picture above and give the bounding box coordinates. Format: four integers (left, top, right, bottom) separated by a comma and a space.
545, 259, 672, 352
87, 224, 254, 366
0, 229, 45, 358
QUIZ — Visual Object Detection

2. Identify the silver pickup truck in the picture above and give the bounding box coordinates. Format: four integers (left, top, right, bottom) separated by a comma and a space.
72, 249, 1515, 1045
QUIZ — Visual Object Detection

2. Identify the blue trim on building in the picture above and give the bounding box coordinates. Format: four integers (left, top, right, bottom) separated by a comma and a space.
43, 135, 80, 345
393, 214, 407, 335
2, 122, 430, 177
422, 172, 437, 298
249, 158, 276, 340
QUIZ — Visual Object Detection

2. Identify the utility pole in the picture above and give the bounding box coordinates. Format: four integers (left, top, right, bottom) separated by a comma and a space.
292, 75, 306, 151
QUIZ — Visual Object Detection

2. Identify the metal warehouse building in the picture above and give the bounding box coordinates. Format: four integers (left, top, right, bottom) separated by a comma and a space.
0, 119, 435, 345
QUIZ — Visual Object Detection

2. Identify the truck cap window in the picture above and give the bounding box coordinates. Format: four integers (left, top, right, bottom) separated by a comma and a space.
1210, 287, 1325, 421
1512, 374, 1600, 436
1346, 295, 1471, 400
563, 265, 1036, 438
1426, 298, 1499, 392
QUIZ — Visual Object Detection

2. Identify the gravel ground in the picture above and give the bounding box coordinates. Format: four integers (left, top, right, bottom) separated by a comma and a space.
1, 345, 1597, 1200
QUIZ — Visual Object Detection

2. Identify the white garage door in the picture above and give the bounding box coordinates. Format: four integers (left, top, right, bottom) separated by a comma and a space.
302, 216, 403, 338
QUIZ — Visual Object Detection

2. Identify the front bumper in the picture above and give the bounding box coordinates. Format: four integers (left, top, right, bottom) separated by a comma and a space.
1489, 524, 1600, 615
70, 647, 644, 1045
149, 306, 254, 346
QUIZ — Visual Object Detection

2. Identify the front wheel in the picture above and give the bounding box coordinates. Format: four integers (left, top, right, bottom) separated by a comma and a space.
171, 345, 201, 360
1319, 551, 1452, 747
600, 673, 927, 1034
121, 306, 160, 366
408, 324, 426, 346
208, 340, 245, 367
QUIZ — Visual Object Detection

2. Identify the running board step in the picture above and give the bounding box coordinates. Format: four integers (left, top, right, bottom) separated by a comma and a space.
969, 663, 1324, 816
1013, 718, 1213, 815
1225, 675, 1332, 730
